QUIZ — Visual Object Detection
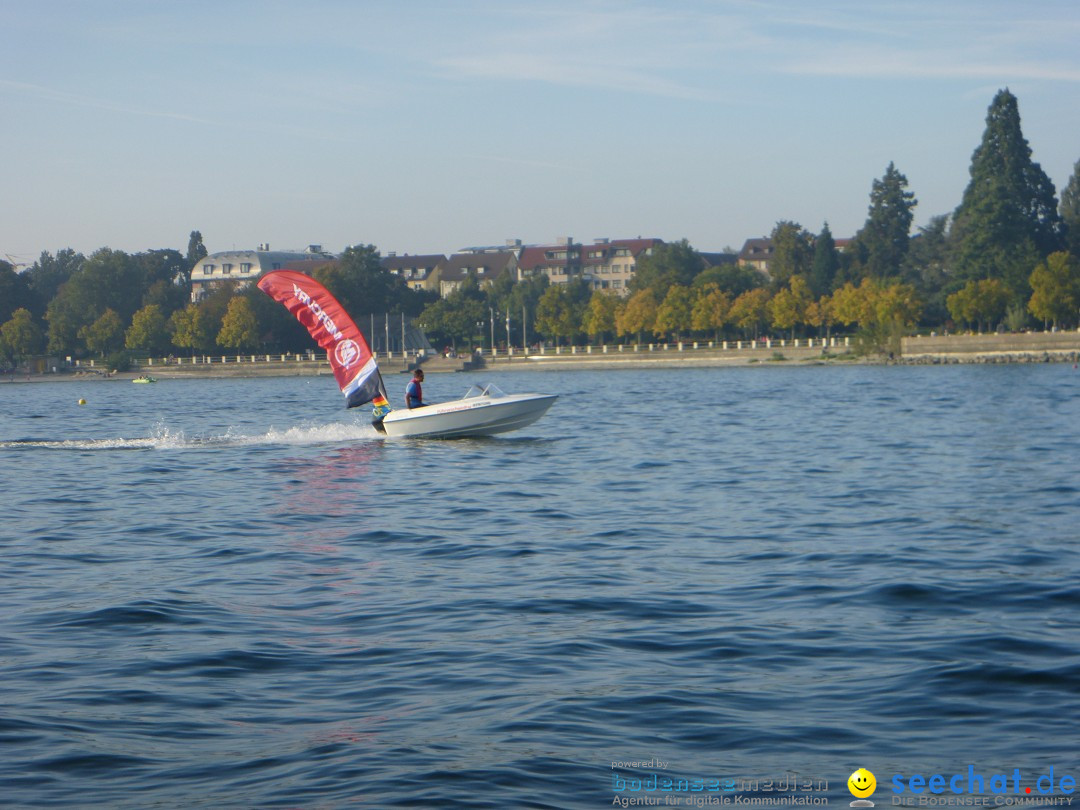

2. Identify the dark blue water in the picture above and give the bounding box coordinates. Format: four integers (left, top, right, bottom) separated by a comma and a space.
2, 365, 1079, 809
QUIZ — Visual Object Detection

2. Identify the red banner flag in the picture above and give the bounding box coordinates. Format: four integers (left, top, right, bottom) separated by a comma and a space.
257, 270, 389, 410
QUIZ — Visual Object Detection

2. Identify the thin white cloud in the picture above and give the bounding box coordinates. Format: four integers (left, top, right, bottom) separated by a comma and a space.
464, 153, 580, 172
753, 1, 1080, 83
0, 78, 213, 124
436, 53, 717, 101
430, 1, 1080, 94
781, 52, 1080, 83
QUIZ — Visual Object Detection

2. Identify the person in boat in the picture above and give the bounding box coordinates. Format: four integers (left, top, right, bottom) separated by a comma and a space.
405, 368, 425, 409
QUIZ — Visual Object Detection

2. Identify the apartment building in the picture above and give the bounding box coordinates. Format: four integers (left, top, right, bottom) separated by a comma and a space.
189, 245, 331, 301
517, 237, 663, 295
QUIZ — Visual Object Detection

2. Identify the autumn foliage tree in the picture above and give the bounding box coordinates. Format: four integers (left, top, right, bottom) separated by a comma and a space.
654, 285, 694, 341
583, 291, 619, 344
126, 304, 170, 354
1028, 252, 1080, 329
729, 288, 771, 339
768, 276, 812, 339
217, 297, 259, 351
616, 290, 657, 344
946, 279, 1010, 333
691, 284, 731, 341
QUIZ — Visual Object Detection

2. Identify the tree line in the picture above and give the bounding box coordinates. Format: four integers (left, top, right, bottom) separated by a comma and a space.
0, 239, 435, 370
3, 89, 1080, 369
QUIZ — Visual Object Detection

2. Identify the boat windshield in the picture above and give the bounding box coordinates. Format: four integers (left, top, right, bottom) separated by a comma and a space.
462, 383, 506, 399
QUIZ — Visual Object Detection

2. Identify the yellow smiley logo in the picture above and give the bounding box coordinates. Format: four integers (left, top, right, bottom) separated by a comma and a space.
848, 768, 876, 798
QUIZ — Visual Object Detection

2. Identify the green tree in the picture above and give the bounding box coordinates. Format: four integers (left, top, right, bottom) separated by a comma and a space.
849, 162, 917, 280
194, 281, 241, 343
691, 284, 731, 341
44, 294, 84, 355
23, 248, 84, 317
0, 308, 45, 364
217, 297, 259, 350
79, 309, 124, 357
629, 239, 701, 295
169, 305, 214, 355
903, 214, 951, 325
486, 268, 517, 310
242, 283, 311, 353
126, 304, 170, 354
1028, 251, 1080, 329
0, 262, 34, 323
693, 262, 763, 297
810, 222, 840, 296
769, 221, 812, 286
142, 278, 189, 317
187, 230, 208, 271
316, 243, 424, 318
504, 274, 549, 348
44, 248, 143, 355
616, 289, 657, 344
1062, 159, 1080, 257
653, 284, 694, 340
417, 287, 486, 350
951, 89, 1064, 296
535, 284, 582, 346
583, 290, 619, 343
855, 162, 915, 282
135, 248, 187, 292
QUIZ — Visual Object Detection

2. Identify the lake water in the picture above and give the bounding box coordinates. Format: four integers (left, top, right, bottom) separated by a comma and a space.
1, 364, 1078, 809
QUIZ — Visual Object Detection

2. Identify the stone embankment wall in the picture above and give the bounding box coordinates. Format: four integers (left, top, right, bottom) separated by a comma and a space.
901, 332, 1080, 364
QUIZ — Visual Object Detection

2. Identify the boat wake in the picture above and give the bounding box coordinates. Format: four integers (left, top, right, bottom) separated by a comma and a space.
0, 421, 382, 451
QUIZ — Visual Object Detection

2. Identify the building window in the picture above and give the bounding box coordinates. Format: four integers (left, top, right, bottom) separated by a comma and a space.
204, 264, 215, 275
240, 263, 252, 273
613, 279, 622, 288
222, 263, 233, 274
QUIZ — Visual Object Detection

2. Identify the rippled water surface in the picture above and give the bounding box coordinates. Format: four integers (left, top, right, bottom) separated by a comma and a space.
2, 365, 1079, 808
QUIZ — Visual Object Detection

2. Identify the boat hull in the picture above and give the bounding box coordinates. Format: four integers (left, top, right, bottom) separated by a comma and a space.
380, 393, 557, 439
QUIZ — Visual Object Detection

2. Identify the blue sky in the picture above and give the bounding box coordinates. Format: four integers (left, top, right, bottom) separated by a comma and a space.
3, 0, 1080, 264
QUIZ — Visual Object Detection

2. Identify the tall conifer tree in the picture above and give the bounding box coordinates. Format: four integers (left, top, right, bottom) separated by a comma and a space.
950, 89, 1063, 296
1061, 159, 1080, 257
810, 222, 839, 296
850, 162, 917, 281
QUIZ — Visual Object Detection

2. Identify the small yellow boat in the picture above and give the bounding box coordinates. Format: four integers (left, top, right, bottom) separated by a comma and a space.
132, 375, 157, 384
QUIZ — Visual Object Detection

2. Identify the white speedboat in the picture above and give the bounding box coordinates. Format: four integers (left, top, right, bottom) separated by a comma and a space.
257, 271, 556, 438
379, 384, 557, 439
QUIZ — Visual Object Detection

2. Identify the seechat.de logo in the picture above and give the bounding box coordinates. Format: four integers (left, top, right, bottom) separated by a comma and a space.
334, 339, 362, 368
848, 768, 877, 807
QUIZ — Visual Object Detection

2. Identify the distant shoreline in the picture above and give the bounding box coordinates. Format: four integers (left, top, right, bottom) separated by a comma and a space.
5, 332, 1079, 384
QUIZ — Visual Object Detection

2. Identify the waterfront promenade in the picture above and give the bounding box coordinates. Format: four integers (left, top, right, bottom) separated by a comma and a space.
7, 331, 1080, 383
